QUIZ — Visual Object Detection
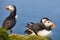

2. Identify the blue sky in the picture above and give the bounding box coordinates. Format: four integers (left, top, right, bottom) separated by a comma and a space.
0, 0, 60, 40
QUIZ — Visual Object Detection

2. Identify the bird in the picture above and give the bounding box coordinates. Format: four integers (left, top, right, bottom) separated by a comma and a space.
24, 17, 56, 37
2, 5, 17, 34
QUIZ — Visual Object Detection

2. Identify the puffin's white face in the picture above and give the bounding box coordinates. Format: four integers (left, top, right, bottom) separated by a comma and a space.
42, 19, 56, 28
6, 5, 15, 12
44, 21, 53, 27
42, 19, 47, 23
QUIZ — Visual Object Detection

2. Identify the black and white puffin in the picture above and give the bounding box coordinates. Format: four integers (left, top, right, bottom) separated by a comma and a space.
25, 17, 56, 37
2, 5, 17, 34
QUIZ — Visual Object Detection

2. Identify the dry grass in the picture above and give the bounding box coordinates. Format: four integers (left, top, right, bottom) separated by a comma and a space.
9, 34, 50, 40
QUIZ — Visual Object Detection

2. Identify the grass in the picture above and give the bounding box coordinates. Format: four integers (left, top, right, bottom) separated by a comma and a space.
9, 34, 50, 40
0, 28, 51, 40
0, 28, 10, 40
9, 34, 26, 40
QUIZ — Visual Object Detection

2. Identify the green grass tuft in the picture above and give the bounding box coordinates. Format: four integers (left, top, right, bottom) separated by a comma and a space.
0, 28, 10, 40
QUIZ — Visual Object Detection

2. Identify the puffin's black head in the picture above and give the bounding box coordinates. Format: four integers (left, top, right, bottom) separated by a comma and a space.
42, 17, 49, 20
6, 5, 16, 12
40, 17, 49, 23
40, 17, 56, 29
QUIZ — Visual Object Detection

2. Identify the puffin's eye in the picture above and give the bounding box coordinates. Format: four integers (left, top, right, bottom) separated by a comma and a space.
47, 22, 50, 23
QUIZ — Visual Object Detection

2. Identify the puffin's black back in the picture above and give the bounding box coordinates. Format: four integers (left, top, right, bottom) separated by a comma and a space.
2, 16, 16, 30
26, 23, 45, 35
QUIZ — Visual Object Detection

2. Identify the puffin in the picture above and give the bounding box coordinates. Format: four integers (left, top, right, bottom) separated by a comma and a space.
24, 17, 56, 37
2, 5, 17, 34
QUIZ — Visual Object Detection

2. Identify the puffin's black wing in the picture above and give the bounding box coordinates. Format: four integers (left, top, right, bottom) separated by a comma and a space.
2, 17, 16, 30
26, 23, 43, 35
30, 22, 35, 24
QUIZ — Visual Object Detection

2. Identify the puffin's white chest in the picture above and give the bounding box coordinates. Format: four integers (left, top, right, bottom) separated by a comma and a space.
15, 15, 17, 19
37, 30, 52, 37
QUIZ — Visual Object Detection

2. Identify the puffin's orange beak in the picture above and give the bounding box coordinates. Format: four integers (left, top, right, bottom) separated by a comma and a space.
51, 23, 56, 28
5, 6, 9, 10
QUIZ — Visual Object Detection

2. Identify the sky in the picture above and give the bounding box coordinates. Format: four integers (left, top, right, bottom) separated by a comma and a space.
0, 0, 60, 40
